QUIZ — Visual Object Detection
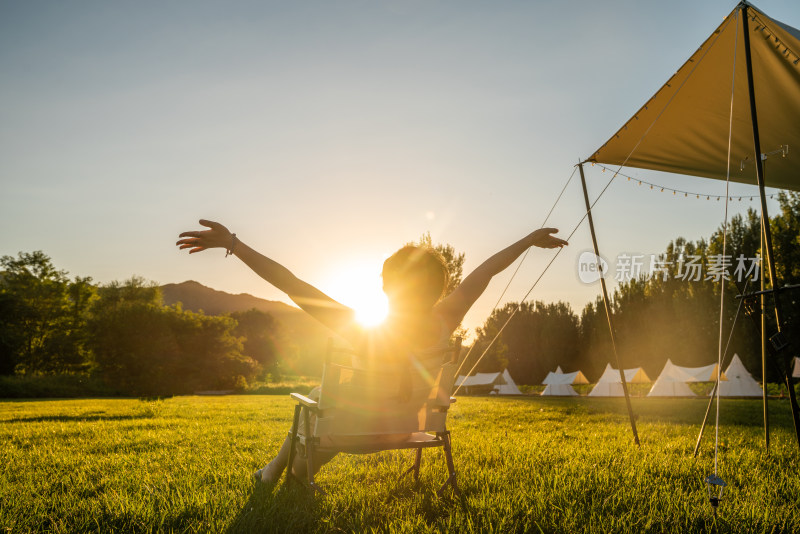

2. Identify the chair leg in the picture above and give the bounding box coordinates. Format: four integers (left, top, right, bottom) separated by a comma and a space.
399, 448, 423, 485
413, 448, 422, 484
437, 431, 460, 497
303, 408, 327, 495
283, 404, 302, 486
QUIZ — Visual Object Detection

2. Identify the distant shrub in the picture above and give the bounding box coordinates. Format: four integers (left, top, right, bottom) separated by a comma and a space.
244, 376, 319, 396
766, 381, 800, 398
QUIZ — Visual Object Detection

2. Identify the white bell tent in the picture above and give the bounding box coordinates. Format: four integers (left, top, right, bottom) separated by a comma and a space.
647, 359, 727, 397
541, 366, 589, 396
677, 363, 727, 383
494, 369, 523, 395
588, 363, 651, 397
456, 369, 522, 395
647, 360, 698, 397
718, 354, 763, 397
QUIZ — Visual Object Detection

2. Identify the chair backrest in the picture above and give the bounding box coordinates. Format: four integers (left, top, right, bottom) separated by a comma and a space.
314, 339, 462, 438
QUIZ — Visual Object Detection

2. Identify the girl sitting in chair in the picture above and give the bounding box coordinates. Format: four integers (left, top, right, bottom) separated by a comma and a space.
177, 219, 566, 483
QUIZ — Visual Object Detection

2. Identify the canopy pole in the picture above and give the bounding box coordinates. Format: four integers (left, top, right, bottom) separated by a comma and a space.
761, 216, 769, 450
578, 162, 640, 446
742, 4, 800, 447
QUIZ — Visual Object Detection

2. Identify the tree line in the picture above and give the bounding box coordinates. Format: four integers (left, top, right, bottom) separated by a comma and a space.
467, 192, 800, 385
2, 192, 798, 395
0, 252, 286, 396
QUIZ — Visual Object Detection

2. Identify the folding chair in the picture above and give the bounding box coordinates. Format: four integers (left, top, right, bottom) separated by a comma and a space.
285, 338, 462, 496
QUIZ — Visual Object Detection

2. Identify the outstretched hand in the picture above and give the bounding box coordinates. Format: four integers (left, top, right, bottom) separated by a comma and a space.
177, 219, 233, 254
529, 228, 568, 249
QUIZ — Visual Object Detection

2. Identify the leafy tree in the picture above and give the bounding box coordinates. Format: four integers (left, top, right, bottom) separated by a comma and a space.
580, 200, 798, 384
768, 192, 800, 377
0, 292, 18, 375
470, 301, 579, 384
772, 192, 800, 284
230, 308, 287, 380
410, 232, 465, 297
88, 278, 255, 396
578, 297, 613, 381
0, 251, 94, 374
468, 305, 511, 375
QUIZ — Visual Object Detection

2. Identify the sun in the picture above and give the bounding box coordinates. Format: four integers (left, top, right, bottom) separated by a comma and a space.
324, 262, 389, 327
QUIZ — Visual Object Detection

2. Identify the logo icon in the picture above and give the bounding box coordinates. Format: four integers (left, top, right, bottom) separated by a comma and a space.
577, 251, 609, 284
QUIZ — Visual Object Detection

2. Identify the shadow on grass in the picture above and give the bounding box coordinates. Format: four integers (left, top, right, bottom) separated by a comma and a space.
5, 413, 158, 424
224, 470, 467, 533
225, 481, 320, 534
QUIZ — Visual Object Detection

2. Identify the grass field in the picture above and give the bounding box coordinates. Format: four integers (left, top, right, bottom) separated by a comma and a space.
1, 394, 798, 533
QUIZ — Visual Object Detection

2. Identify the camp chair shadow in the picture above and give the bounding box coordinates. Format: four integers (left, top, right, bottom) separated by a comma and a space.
284, 338, 463, 497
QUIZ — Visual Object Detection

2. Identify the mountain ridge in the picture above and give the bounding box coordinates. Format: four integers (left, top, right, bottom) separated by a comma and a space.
160, 281, 334, 374
161, 280, 302, 317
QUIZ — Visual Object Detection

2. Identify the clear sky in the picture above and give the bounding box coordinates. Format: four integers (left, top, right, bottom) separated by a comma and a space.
1, 0, 797, 337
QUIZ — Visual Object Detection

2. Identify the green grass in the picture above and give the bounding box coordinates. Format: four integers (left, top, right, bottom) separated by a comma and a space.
1, 395, 798, 533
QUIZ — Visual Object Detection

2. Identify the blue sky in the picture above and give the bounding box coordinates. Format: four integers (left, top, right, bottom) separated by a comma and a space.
1, 0, 797, 336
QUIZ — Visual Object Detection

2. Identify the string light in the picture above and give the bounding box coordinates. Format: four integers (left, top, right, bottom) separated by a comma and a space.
752, 12, 800, 69
592, 163, 782, 201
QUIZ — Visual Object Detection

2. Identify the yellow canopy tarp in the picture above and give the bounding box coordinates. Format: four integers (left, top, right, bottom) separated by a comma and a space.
588, 2, 800, 192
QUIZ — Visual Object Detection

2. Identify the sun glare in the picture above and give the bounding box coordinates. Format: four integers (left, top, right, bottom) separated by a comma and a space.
325, 263, 389, 327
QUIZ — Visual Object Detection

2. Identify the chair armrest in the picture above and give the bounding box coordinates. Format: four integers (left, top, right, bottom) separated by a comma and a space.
290, 392, 319, 409
434, 397, 457, 412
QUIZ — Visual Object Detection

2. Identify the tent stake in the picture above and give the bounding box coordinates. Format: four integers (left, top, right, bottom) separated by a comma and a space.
742, 4, 800, 448
578, 162, 640, 446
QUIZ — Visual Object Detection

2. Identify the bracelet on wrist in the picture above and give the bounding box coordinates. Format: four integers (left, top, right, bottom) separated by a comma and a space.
225, 233, 238, 257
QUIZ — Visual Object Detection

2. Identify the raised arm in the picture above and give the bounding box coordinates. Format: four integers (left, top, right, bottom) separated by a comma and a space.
435, 228, 567, 330
177, 220, 358, 337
